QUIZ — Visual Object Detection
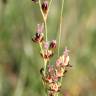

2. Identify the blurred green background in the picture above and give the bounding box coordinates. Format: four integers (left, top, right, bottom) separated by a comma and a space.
0, 0, 96, 96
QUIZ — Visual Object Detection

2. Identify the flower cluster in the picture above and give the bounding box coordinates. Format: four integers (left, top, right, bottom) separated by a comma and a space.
40, 40, 56, 60
40, 48, 71, 96
32, 0, 71, 96
32, 23, 56, 62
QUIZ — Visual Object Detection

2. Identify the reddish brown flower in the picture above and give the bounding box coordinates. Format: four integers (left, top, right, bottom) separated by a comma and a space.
42, 1, 48, 14
32, 23, 44, 43
32, 32, 44, 43
49, 40, 56, 49
40, 49, 53, 59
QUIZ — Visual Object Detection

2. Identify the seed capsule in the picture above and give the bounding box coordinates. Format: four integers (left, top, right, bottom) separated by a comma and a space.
32, 23, 44, 43
42, 1, 48, 14
40, 50, 53, 59
32, 32, 44, 43
49, 40, 56, 49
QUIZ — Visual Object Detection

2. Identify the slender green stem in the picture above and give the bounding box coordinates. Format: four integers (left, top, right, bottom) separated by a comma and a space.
58, 0, 65, 56
39, 42, 43, 54
44, 20, 48, 41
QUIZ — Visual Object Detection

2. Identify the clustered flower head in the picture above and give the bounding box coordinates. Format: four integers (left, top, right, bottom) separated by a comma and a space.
32, 0, 72, 96
40, 48, 71, 96
32, 24, 71, 95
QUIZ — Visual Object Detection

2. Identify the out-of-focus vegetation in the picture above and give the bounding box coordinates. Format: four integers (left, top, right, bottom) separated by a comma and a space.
0, 0, 96, 96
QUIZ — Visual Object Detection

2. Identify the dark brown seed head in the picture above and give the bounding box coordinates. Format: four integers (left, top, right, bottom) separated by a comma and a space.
32, 31, 44, 43
42, 1, 48, 14
40, 50, 53, 59
50, 40, 56, 49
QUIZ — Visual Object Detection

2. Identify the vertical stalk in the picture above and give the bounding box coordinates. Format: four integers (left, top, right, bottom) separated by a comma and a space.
44, 20, 48, 42
58, 0, 65, 56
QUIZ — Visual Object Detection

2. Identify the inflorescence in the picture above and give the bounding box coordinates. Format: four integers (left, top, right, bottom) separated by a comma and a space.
32, 0, 72, 96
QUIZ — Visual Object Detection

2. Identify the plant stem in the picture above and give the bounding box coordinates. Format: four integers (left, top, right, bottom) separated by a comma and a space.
58, 0, 65, 56
44, 20, 48, 42
39, 42, 43, 54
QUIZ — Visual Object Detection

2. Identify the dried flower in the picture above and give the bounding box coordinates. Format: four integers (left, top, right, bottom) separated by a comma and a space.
40, 48, 71, 95
32, 32, 44, 43
49, 40, 56, 49
32, 23, 44, 43
40, 49, 53, 59
42, 0, 48, 14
